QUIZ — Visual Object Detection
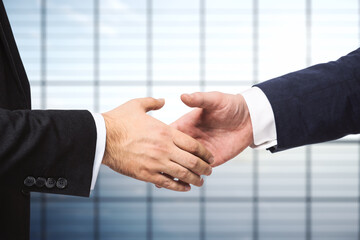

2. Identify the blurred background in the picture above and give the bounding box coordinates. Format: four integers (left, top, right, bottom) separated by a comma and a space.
3, 0, 360, 239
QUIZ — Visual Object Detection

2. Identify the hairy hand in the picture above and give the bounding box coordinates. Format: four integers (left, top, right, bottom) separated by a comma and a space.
171, 92, 253, 167
102, 97, 213, 192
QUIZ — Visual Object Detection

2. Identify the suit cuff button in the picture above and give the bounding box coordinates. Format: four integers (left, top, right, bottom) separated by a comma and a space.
24, 176, 36, 187
35, 177, 46, 188
45, 178, 56, 188
56, 178, 67, 189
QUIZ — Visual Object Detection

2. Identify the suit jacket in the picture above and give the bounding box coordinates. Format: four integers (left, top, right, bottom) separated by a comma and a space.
0, 1, 97, 239
256, 48, 360, 152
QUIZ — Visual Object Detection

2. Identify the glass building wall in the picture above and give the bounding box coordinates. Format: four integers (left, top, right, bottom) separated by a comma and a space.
3, 0, 360, 239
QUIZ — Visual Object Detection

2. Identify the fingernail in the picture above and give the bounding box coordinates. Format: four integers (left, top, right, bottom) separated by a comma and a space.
185, 185, 191, 191
209, 157, 214, 164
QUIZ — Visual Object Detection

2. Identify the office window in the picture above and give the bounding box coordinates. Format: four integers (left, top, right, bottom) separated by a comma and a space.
3, 0, 360, 239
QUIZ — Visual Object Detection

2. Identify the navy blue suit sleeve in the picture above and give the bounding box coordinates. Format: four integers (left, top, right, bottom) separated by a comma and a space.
256, 48, 360, 152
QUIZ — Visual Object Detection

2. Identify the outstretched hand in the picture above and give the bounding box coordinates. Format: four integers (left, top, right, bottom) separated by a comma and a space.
102, 97, 213, 192
171, 92, 254, 167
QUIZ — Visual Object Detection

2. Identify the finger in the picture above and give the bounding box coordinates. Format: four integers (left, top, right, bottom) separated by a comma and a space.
153, 174, 191, 192
170, 146, 212, 176
171, 128, 214, 164
162, 173, 189, 186
181, 92, 221, 109
155, 172, 173, 189
136, 97, 165, 112
155, 173, 189, 189
162, 161, 204, 187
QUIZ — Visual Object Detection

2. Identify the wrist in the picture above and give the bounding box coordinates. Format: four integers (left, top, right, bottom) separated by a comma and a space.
101, 113, 115, 168
244, 107, 254, 147
237, 94, 254, 147
240, 87, 277, 148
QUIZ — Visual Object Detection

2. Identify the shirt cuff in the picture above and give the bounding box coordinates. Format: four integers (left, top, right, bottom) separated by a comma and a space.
241, 87, 277, 149
90, 112, 106, 190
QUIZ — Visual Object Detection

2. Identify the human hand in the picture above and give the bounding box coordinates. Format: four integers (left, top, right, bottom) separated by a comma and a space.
171, 92, 253, 167
101, 97, 213, 192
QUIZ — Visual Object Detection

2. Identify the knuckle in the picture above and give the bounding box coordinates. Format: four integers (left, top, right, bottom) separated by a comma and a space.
191, 143, 201, 155
188, 157, 199, 169
187, 143, 196, 153
148, 148, 162, 158
138, 166, 152, 180
178, 168, 189, 180
161, 179, 172, 189
138, 168, 147, 178
158, 126, 172, 139
196, 178, 204, 187
150, 133, 172, 151
192, 176, 202, 187
150, 145, 171, 159
177, 185, 186, 192
206, 166, 213, 176
139, 164, 150, 174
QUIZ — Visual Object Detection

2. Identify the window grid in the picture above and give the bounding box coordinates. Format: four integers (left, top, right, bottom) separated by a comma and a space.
40, 1, 46, 240
3, 0, 359, 239
252, 1, 259, 240
93, 0, 100, 239
305, 1, 311, 239
146, 1, 153, 240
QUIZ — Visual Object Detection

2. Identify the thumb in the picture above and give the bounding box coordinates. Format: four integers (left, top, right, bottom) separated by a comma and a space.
181, 92, 220, 109
138, 97, 165, 112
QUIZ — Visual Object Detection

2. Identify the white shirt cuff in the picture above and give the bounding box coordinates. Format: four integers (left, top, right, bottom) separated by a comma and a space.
90, 112, 106, 190
241, 87, 277, 149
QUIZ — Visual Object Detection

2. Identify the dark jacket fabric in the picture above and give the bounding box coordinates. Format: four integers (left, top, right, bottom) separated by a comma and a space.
256, 48, 360, 152
0, 1, 97, 239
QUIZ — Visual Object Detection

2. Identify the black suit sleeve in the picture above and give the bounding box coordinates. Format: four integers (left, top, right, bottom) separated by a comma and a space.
0, 109, 97, 197
256, 48, 360, 152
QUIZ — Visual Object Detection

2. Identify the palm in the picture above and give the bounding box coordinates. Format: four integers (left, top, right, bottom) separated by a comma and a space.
172, 92, 253, 167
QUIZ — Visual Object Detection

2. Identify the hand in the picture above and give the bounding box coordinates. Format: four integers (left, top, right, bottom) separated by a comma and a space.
171, 92, 253, 167
101, 97, 213, 192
